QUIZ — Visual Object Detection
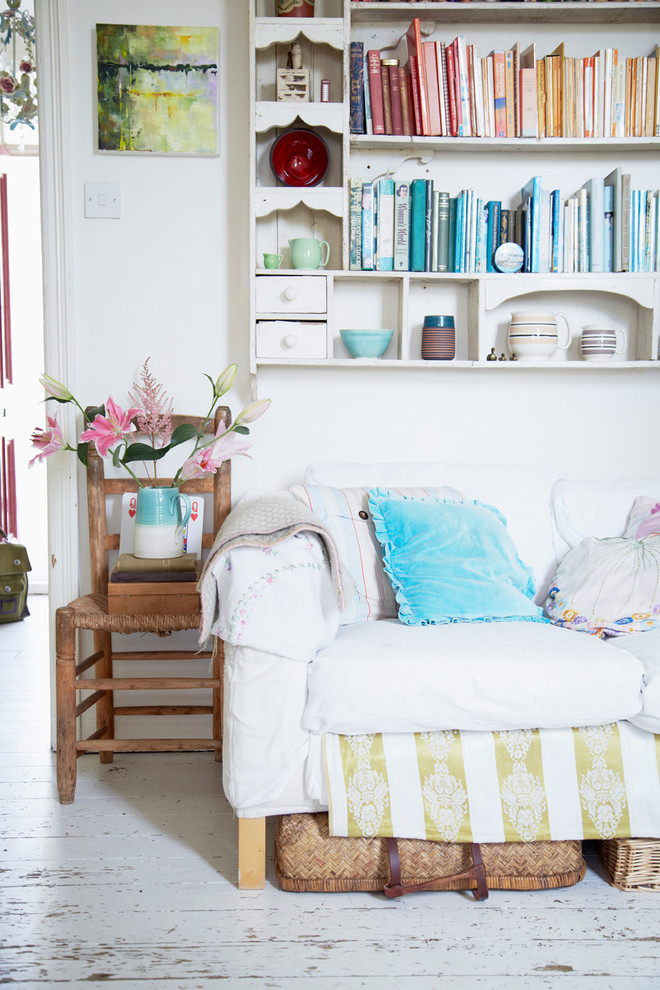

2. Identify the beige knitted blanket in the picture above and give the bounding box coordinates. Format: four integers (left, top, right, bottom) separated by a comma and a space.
197, 494, 349, 642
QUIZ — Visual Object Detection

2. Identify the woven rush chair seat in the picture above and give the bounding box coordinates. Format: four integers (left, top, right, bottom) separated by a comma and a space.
61, 593, 202, 634
55, 408, 231, 805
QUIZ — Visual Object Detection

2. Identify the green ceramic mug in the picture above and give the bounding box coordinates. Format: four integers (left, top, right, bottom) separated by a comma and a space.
289, 237, 330, 270
263, 253, 283, 269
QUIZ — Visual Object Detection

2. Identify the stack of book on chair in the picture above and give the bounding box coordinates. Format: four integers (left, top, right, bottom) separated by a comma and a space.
107, 553, 202, 615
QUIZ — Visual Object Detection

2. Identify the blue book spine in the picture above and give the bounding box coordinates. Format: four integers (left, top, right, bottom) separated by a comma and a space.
456, 192, 465, 273
603, 184, 613, 274
361, 182, 374, 270
349, 43, 365, 134
551, 190, 561, 273
520, 175, 542, 273
376, 178, 395, 271
394, 181, 410, 271
485, 201, 500, 272
410, 179, 427, 272
349, 178, 363, 271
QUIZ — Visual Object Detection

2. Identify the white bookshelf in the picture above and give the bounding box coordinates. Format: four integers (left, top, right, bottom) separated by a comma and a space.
249, 1, 660, 389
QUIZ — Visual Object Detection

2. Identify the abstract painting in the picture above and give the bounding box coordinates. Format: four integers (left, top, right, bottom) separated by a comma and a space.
96, 24, 219, 155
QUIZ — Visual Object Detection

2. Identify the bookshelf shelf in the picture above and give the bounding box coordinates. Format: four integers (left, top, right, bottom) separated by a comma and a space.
349, 2, 660, 26
249, 1, 660, 390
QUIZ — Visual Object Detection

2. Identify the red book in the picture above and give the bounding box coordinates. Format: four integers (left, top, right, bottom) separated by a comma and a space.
399, 65, 413, 136
408, 56, 423, 135
389, 63, 404, 135
406, 17, 430, 135
422, 42, 442, 136
380, 60, 393, 134
367, 50, 385, 135
445, 43, 459, 137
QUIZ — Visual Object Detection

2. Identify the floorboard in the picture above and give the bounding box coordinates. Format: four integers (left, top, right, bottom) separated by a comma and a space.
1, 597, 659, 988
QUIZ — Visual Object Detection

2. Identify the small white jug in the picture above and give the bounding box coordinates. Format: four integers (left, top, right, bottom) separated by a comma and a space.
508, 311, 572, 361
580, 325, 626, 362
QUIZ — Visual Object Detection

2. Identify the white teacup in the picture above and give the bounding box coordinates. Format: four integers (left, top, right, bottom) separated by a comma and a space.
508, 311, 571, 361
580, 325, 626, 363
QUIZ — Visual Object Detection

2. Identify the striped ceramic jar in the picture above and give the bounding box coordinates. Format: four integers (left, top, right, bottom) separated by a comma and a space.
508, 311, 572, 361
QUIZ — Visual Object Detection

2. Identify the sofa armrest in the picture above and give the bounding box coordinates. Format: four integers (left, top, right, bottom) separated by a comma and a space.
208, 531, 341, 659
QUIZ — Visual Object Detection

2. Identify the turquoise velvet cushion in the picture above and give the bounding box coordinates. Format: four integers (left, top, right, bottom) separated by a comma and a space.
368, 490, 547, 626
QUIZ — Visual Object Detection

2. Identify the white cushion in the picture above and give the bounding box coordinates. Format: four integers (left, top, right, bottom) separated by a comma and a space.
302, 618, 644, 734
305, 462, 559, 603
609, 630, 660, 733
552, 476, 660, 554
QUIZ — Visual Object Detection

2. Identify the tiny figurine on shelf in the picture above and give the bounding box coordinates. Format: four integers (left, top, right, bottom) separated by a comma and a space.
320, 79, 330, 103
499, 353, 507, 361
486, 347, 498, 361
510, 353, 518, 361
277, 43, 310, 102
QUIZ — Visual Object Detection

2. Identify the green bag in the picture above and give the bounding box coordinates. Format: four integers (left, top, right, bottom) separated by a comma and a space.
0, 530, 31, 622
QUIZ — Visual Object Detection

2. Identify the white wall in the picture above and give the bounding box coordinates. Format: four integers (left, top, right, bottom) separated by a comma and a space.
49, 0, 660, 589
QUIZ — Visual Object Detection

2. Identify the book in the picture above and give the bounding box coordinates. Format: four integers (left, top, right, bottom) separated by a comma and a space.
367, 50, 385, 135
454, 36, 471, 136
399, 66, 413, 136
408, 56, 423, 136
603, 183, 614, 273
394, 181, 410, 271
380, 59, 393, 135
492, 51, 507, 138
577, 186, 589, 272
448, 197, 457, 273
520, 44, 537, 138
349, 177, 363, 271
486, 200, 501, 272
376, 178, 395, 271
388, 61, 404, 136
550, 189, 562, 273
361, 181, 375, 270
409, 178, 427, 272
436, 190, 450, 273
621, 171, 632, 271
110, 562, 201, 584
445, 44, 459, 137
431, 189, 440, 271
423, 42, 442, 136
505, 49, 516, 138
582, 175, 604, 273
436, 41, 449, 137
536, 58, 546, 139
349, 42, 365, 134
605, 166, 623, 271
538, 189, 551, 274
406, 18, 429, 135
424, 179, 434, 272
520, 175, 542, 273
116, 552, 198, 573
363, 52, 372, 135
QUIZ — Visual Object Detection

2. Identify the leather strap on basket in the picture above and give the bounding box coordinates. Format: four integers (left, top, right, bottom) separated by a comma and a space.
383, 837, 489, 900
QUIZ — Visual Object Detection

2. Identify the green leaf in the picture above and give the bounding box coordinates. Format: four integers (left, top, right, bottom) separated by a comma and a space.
169, 423, 200, 447
233, 424, 250, 436
76, 442, 88, 466
84, 404, 105, 422
122, 442, 170, 464
111, 447, 122, 468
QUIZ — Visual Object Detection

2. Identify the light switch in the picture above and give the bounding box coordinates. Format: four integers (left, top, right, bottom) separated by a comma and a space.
85, 182, 121, 219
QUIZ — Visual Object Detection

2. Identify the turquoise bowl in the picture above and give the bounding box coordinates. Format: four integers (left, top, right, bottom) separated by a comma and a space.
340, 329, 394, 358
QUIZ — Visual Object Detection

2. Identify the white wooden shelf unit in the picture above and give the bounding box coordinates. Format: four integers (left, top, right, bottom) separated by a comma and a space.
249, 1, 660, 387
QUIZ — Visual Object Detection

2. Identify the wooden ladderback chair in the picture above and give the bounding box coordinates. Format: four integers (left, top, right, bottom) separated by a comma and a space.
55, 407, 231, 804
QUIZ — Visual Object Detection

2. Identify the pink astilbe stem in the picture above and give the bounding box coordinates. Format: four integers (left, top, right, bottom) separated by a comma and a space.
128, 358, 173, 484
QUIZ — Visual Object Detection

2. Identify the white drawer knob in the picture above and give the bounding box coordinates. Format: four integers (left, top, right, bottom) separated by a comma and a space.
283, 334, 298, 349
283, 287, 297, 301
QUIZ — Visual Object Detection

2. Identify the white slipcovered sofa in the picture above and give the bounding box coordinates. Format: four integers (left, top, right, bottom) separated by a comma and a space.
199, 461, 660, 888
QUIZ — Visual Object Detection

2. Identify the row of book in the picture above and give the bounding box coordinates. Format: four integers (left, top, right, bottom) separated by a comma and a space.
350, 21, 660, 139
348, 169, 660, 274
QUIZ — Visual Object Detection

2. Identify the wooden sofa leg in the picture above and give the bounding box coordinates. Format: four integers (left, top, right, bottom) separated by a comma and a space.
238, 817, 266, 889
55, 607, 77, 804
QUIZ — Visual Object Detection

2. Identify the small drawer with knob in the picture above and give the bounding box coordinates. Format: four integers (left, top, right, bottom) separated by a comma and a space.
256, 321, 327, 360
256, 275, 326, 315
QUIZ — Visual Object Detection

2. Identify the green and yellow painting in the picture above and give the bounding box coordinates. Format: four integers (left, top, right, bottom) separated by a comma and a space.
96, 24, 219, 155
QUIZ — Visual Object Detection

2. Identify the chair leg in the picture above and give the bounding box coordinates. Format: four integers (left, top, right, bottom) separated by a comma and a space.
55, 607, 77, 804
94, 630, 114, 764
238, 817, 266, 889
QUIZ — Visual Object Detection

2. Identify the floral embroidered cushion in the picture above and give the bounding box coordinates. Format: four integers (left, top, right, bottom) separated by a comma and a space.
624, 496, 660, 539
289, 484, 462, 624
545, 535, 660, 636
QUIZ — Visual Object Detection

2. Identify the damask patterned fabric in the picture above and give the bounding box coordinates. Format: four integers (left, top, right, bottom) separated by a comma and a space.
324, 723, 660, 843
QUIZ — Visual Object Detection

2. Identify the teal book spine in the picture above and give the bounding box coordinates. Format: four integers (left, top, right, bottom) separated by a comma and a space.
349, 178, 363, 271
424, 179, 434, 272
410, 178, 427, 272
551, 189, 561, 273
448, 197, 457, 272
486, 201, 500, 272
583, 176, 604, 273
376, 178, 395, 271
520, 175, 542, 273
394, 181, 410, 271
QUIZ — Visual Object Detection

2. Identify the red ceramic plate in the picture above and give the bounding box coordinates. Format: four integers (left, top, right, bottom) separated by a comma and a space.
270, 129, 329, 187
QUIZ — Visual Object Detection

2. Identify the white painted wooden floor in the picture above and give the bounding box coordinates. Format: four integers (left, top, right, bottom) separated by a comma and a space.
2, 596, 660, 989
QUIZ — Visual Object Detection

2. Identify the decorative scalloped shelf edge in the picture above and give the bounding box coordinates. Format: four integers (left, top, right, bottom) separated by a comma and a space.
256, 101, 345, 134
255, 187, 344, 218
255, 19, 344, 51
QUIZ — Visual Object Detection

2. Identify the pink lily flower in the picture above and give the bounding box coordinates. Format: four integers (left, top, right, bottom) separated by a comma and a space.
179, 430, 251, 482
79, 396, 142, 458
29, 414, 66, 466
